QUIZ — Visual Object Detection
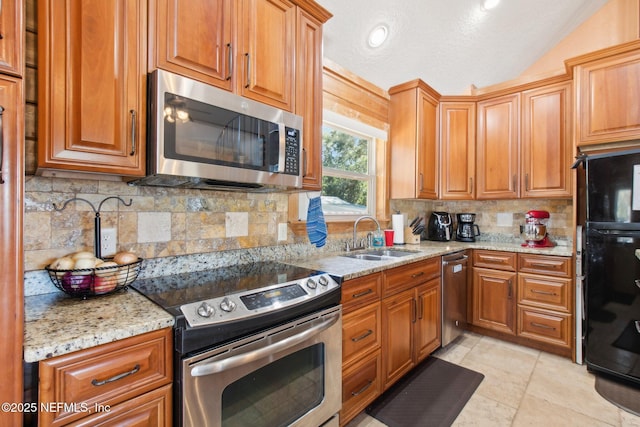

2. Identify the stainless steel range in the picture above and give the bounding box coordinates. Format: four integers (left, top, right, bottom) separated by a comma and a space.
131, 261, 342, 427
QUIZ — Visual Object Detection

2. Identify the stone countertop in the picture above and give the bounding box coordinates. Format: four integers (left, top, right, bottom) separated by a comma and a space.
289, 241, 573, 280
23, 289, 174, 363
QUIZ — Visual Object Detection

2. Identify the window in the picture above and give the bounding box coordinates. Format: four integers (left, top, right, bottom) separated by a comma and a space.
321, 111, 385, 219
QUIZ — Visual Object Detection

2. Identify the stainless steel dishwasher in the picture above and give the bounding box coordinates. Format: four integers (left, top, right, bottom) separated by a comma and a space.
442, 250, 469, 346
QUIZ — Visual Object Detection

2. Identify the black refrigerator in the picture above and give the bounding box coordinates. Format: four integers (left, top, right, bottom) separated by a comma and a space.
579, 148, 640, 387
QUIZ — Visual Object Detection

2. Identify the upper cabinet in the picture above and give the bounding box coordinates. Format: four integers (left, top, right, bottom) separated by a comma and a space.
0, 0, 23, 76
476, 93, 520, 199
149, 0, 235, 91
38, 0, 147, 176
439, 100, 476, 200
521, 82, 572, 198
389, 80, 439, 199
573, 42, 640, 146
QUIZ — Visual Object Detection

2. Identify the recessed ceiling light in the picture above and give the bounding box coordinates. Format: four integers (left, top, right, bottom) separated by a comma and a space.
367, 25, 388, 48
482, 0, 500, 10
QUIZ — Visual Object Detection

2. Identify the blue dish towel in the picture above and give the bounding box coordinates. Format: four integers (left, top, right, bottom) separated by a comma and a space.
306, 197, 327, 248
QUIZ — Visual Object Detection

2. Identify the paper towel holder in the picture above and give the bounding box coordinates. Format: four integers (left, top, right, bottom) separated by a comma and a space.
392, 212, 405, 245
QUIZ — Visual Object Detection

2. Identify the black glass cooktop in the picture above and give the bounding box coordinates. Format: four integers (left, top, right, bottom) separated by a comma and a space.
130, 261, 324, 316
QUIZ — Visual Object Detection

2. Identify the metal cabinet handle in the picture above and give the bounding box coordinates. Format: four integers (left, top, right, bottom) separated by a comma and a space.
531, 289, 556, 296
129, 110, 136, 155
418, 295, 424, 319
525, 173, 529, 191
507, 280, 512, 298
351, 380, 373, 397
352, 289, 373, 299
411, 271, 425, 279
351, 329, 373, 342
411, 298, 417, 323
244, 53, 251, 88
469, 177, 473, 193
531, 322, 555, 330
91, 364, 140, 386
225, 43, 233, 81
0, 106, 4, 184
512, 174, 517, 192
530, 262, 554, 268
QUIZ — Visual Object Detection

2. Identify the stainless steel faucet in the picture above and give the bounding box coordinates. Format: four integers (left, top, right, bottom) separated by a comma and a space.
349, 215, 381, 251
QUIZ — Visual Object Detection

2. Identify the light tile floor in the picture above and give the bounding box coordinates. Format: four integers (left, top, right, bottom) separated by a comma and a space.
345, 332, 640, 427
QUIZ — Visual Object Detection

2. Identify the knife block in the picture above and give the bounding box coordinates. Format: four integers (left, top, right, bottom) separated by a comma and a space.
404, 227, 420, 245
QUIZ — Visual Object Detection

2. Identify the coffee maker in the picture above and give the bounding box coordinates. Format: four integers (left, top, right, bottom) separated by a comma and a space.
456, 213, 481, 242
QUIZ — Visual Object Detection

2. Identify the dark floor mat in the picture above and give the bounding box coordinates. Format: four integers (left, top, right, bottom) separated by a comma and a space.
595, 374, 640, 416
366, 357, 484, 427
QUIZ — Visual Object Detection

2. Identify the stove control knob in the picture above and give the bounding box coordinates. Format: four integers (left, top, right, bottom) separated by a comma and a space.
306, 278, 317, 289
219, 297, 236, 313
197, 302, 215, 318
318, 275, 329, 287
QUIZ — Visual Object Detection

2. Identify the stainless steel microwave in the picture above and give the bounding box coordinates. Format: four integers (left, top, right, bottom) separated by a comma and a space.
131, 69, 303, 191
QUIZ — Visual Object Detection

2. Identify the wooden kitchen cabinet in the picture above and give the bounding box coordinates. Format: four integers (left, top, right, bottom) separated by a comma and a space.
389, 79, 440, 199
340, 273, 382, 426
573, 41, 640, 146
439, 100, 476, 200
0, 0, 24, 76
476, 93, 520, 199
0, 73, 24, 427
521, 82, 572, 198
381, 258, 441, 389
471, 250, 517, 335
149, 0, 235, 91
38, 0, 147, 176
38, 328, 173, 426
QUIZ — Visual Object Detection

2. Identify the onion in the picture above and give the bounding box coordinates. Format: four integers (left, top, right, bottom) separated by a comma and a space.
113, 251, 138, 265
72, 251, 95, 260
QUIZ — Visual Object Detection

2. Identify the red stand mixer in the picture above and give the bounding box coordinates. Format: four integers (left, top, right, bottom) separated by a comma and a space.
521, 210, 554, 248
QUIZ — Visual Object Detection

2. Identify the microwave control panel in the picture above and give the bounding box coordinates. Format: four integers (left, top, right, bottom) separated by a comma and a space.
284, 128, 300, 175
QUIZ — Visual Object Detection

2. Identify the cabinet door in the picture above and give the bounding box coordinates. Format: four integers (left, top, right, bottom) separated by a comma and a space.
576, 48, 640, 145
295, 8, 323, 190
0, 75, 24, 427
381, 288, 415, 389
521, 82, 572, 198
417, 90, 439, 199
150, 0, 234, 91
238, 0, 295, 111
414, 278, 441, 362
38, 0, 147, 176
440, 101, 476, 199
476, 93, 520, 199
0, 0, 23, 76
472, 267, 516, 335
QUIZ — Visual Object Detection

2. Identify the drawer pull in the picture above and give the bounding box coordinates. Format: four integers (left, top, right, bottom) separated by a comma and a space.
353, 289, 373, 299
483, 256, 507, 263
91, 364, 140, 386
411, 271, 425, 279
531, 289, 556, 296
351, 329, 373, 342
351, 379, 373, 397
530, 262, 554, 268
531, 322, 555, 330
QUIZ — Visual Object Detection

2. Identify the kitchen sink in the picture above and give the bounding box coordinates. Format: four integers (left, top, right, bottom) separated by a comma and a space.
341, 248, 418, 261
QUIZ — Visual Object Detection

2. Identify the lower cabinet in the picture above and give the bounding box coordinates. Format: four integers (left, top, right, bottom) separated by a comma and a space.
471, 250, 573, 357
339, 257, 442, 426
38, 328, 173, 426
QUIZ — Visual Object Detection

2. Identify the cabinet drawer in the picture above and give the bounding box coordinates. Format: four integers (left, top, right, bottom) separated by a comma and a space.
39, 328, 172, 426
341, 273, 382, 313
340, 350, 382, 426
383, 258, 440, 297
342, 303, 381, 366
473, 250, 517, 271
517, 306, 571, 347
518, 254, 571, 277
518, 274, 571, 312
67, 384, 172, 427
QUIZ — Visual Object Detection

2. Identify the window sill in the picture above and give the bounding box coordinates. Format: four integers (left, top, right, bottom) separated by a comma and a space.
289, 219, 388, 237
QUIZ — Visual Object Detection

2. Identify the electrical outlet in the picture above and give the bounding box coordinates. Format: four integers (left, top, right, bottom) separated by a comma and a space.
278, 223, 288, 241
101, 228, 117, 256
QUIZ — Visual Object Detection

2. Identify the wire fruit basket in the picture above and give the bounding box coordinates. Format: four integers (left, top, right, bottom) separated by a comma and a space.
45, 258, 143, 298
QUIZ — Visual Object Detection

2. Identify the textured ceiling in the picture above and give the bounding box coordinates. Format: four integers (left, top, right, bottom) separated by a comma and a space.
316, 0, 609, 95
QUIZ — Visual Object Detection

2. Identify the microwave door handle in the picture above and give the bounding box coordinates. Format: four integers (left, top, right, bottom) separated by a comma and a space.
276, 122, 286, 173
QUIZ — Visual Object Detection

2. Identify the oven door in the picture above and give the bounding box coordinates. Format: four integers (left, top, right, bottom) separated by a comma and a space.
182, 306, 342, 427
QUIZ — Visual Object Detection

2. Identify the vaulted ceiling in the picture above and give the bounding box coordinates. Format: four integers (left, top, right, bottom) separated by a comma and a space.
316, 0, 609, 95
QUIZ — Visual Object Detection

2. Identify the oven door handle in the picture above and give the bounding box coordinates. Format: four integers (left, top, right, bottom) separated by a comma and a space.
190, 312, 340, 377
